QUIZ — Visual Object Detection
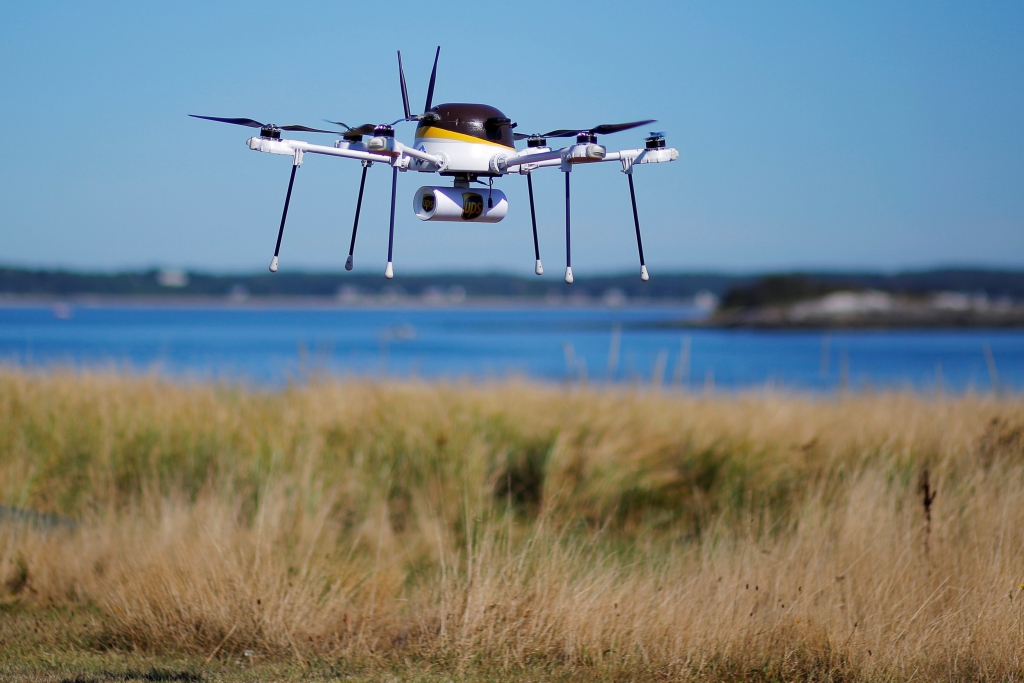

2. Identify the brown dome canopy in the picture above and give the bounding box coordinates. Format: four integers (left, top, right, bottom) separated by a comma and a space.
416, 103, 516, 148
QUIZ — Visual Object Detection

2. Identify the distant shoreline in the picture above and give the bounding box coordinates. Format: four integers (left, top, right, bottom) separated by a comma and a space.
675, 293, 1024, 329
8, 267, 1024, 326
7, 265, 1024, 302
679, 311, 1024, 329
0, 293, 699, 310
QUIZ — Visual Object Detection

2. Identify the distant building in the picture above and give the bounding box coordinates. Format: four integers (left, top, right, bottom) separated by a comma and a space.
156, 269, 189, 288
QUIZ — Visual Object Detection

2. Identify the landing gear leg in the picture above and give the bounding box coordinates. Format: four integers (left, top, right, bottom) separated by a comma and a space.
345, 161, 370, 271
563, 170, 573, 284
385, 165, 398, 279
527, 173, 543, 275
627, 172, 649, 281
269, 151, 303, 273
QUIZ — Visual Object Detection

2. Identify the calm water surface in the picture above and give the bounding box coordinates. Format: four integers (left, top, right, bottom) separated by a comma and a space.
1, 304, 1022, 392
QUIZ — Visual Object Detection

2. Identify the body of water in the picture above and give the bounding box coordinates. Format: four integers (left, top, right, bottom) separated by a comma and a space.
1, 303, 1022, 392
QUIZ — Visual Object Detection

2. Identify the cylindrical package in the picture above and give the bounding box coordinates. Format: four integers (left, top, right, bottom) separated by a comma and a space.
413, 186, 508, 223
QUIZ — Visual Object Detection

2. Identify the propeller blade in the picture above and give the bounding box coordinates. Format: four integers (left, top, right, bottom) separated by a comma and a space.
279, 124, 348, 134
190, 115, 264, 128
590, 120, 656, 136
423, 46, 440, 112
514, 132, 546, 140
191, 116, 341, 135
328, 123, 379, 136
543, 129, 581, 138
324, 120, 353, 130
397, 51, 412, 121
542, 120, 658, 138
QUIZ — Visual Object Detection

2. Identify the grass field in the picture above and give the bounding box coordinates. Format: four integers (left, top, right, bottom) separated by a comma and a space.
2, 369, 1024, 681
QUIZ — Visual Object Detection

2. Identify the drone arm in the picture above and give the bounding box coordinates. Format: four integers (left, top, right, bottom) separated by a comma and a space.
248, 136, 392, 164
503, 145, 679, 174
501, 147, 566, 172
302, 144, 394, 164
393, 141, 444, 167
604, 147, 680, 169
514, 158, 563, 171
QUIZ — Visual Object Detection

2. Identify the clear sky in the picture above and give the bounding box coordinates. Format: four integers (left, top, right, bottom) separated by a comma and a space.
1, 1, 1022, 275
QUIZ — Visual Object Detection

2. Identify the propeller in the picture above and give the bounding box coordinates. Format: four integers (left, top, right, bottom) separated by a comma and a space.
514, 120, 656, 141
324, 121, 379, 140
189, 115, 340, 135
544, 120, 656, 138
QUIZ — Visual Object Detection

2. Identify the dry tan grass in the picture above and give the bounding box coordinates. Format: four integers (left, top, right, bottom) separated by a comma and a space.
2, 369, 1024, 680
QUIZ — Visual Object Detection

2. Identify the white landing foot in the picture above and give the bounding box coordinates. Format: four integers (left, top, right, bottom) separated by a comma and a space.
564, 266, 574, 284
384, 261, 394, 279
269, 256, 279, 273
345, 255, 354, 271
640, 264, 649, 281
535, 259, 544, 276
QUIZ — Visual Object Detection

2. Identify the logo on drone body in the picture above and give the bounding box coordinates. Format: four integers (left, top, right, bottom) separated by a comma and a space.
461, 193, 483, 220
421, 193, 435, 213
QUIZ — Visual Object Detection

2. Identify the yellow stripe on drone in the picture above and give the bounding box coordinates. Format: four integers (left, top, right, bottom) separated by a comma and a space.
414, 126, 514, 149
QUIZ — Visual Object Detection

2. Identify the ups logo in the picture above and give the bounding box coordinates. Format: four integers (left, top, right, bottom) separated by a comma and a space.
421, 193, 435, 213
461, 192, 483, 220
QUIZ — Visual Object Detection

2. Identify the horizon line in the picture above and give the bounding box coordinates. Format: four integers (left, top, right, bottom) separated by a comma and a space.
6, 263, 1024, 278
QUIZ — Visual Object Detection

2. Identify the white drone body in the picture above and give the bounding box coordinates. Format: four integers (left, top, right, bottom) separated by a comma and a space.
194, 48, 678, 283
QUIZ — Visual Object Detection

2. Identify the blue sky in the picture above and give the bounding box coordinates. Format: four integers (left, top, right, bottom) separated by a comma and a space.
1, 1, 1022, 275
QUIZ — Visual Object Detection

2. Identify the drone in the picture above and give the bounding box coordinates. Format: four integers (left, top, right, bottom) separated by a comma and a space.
191, 47, 678, 283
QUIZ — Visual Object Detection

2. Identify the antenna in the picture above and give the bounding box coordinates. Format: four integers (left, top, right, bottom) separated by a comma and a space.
397, 51, 412, 121
424, 46, 440, 112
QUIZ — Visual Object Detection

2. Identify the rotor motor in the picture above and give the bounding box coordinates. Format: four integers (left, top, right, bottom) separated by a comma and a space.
645, 132, 666, 149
